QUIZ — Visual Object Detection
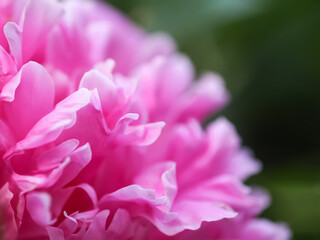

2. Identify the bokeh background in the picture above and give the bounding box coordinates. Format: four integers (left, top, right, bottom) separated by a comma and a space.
106, 0, 320, 239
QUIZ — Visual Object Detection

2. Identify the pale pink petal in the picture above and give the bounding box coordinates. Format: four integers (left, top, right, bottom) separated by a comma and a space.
134, 33, 176, 67
87, 21, 111, 64
179, 175, 262, 215
176, 73, 230, 122
241, 219, 291, 240
206, 118, 261, 179
134, 55, 194, 122
19, 0, 64, 63
166, 199, 236, 235
3, 21, 22, 66
25, 191, 55, 226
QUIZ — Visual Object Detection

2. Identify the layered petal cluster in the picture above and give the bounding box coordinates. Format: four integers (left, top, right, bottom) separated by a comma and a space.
0, 0, 290, 239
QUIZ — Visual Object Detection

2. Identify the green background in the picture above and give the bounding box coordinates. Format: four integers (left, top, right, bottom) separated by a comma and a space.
106, 0, 320, 239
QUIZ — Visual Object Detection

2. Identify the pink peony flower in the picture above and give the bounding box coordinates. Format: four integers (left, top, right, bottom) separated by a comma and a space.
0, 0, 291, 239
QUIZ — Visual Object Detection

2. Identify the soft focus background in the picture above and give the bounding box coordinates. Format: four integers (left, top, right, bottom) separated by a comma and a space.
106, 0, 320, 239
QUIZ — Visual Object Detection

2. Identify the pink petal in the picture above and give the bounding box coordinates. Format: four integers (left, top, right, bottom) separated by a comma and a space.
0, 183, 17, 240
19, 0, 64, 63
134, 33, 176, 66
82, 210, 110, 239
119, 121, 165, 146
2, 61, 54, 140
4, 88, 93, 157
176, 73, 230, 122
241, 219, 291, 240
134, 162, 177, 210
46, 226, 65, 240
0, 45, 16, 76
106, 209, 132, 238
26, 191, 55, 226
36, 139, 80, 171
79, 69, 118, 114
3, 21, 22, 67
52, 143, 92, 190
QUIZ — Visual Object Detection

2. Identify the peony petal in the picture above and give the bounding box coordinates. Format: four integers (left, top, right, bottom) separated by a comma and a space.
206, 118, 261, 180
106, 209, 132, 237
3, 88, 93, 158
241, 219, 291, 240
134, 32, 176, 67
82, 209, 110, 239
36, 139, 80, 171
79, 69, 118, 114
120, 121, 165, 146
179, 175, 261, 214
0, 183, 17, 240
3, 21, 22, 67
19, 0, 64, 63
52, 143, 92, 190
2, 61, 54, 140
175, 73, 230, 122
46, 226, 65, 240
0, 45, 16, 76
26, 191, 55, 226
134, 162, 177, 210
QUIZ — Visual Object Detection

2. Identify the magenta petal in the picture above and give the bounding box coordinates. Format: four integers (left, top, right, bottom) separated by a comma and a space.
0, 45, 16, 76
46, 226, 65, 240
0, 183, 17, 240
58, 211, 78, 236
82, 210, 110, 239
52, 183, 98, 217
106, 209, 132, 238
52, 143, 92, 190
0, 119, 15, 154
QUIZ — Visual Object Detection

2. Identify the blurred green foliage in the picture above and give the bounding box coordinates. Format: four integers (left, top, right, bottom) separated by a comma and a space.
106, 0, 320, 239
